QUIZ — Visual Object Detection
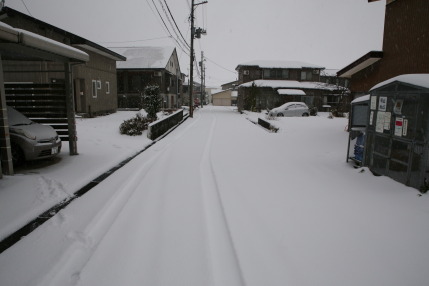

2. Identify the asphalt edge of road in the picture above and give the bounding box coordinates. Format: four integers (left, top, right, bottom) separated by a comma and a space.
0, 113, 190, 254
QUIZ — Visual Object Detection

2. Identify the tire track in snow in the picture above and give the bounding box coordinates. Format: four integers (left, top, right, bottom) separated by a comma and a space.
39, 113, 206, 286
199, 110, 247, 286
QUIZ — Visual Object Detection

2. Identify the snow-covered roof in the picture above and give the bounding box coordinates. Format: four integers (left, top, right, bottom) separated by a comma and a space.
112, 46, 175, 69
0, 22, 89, 62
237, 60, 324, 70
321, 69, 339, 77
277, 89, 306, 96
370, 74, 429, 91
239, 80, 344, 91
0, 7, 123, 61
351, 94, 370, 104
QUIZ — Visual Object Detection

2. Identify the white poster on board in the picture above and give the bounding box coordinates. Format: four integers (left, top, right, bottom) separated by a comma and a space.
371, 96, 377, 110
378, 96, 387, 111
376, 112, 385, 133
394, 99, 404, 114
403, 119, 408, 136
395, 117, 403, 137
384, 112, 391, 130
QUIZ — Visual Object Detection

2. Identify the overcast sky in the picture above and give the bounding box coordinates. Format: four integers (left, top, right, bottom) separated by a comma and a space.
8, 0, 386, 87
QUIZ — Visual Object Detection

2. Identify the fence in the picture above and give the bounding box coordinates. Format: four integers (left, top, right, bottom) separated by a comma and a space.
4, 83, 72, 141
148, 109, 184, 140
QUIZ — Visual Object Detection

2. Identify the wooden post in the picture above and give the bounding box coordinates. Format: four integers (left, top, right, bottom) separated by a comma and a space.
65, 62, 78, 155
189, 0, 195, 118
0, 55, 14, 176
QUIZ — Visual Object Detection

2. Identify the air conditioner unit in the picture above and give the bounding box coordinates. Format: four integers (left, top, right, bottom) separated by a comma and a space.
154, 71, 162, 76
313, 69, 320, 74
243, 70, 249, 75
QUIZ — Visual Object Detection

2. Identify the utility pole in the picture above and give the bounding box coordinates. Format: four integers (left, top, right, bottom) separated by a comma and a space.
189, 0, 207, 118
200, 51, 204, 108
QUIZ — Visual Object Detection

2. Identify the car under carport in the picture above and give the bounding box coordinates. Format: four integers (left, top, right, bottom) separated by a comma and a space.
0, 22, 89, 178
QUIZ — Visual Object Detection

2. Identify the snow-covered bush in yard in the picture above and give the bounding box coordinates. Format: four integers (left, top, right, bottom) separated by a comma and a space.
144, 85, 162, 121
119, 113, 151, 136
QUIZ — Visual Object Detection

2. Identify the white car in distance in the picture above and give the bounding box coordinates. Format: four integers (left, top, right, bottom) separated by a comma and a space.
268, 102, 310, 117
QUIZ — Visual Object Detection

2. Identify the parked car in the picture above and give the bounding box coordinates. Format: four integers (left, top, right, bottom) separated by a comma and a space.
7, 106, 61, 166
268, 102, 310, 117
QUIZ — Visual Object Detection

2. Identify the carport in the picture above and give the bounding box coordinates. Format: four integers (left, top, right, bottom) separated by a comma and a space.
0, 22, 89, 178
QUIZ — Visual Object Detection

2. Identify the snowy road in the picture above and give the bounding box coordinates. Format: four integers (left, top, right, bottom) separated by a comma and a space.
1, 106, 428, 286
72, 107, 248, 286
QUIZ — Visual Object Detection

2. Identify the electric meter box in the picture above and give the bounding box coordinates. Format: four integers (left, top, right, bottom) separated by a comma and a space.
365, 74, 429, 192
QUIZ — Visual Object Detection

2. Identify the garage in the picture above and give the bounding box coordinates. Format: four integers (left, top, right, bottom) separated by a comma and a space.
212, 90, 236, 106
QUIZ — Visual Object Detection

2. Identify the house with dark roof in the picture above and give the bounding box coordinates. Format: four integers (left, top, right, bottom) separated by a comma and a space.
0, 6, 126, 116
337, 0, 429, 100
236, 60, 348, 112
112, 46, 183, 109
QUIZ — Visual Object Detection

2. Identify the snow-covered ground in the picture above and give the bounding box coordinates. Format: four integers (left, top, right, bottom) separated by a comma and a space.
0, 106, 428, 286
0, 110, 154, 241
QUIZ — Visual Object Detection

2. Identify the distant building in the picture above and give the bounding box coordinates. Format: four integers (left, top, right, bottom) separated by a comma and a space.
182, 81, 202, 106
236, 60, 347, 111
221, 80, 239, 91
337, 0, 429, 99
113, 46, 184, 109
212, 90, 237, 106
320, 69, 350, 108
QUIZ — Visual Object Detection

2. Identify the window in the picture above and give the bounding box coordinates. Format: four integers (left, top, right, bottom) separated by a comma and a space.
263, 69, 270, 78
264, 69, 287, 79
92, 80, 97, 98
106, 81, 110, 94
301, 96, 314, 106
130, 74, 142, 92
282, 69, 289, 79
97, 80, 102, 90
300, 71, 312, 81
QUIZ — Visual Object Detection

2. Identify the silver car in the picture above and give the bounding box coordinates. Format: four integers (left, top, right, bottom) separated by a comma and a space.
7, 106, 61, 166
268, 102, 310, 117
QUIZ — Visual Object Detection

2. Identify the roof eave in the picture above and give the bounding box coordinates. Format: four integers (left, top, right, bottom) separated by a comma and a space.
1, 6, 124, 61
337, 51, 383, 78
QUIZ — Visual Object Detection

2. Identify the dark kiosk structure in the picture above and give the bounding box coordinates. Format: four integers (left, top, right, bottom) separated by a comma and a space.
346, 95, 369, 166
364, 74, 429, 192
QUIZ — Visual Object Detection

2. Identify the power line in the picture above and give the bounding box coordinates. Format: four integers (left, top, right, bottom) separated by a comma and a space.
20, 0, 32, 16
157, 0, 189, 50
145, 0, 172, 38
205, 56, 237, 74
162, 0, 190, 48
146, 0, 190, 56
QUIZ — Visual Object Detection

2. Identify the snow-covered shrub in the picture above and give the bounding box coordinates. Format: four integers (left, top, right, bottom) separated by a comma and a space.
119, 113, 151, 136
144, 85, 162, 121
266, 114, 277, 121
